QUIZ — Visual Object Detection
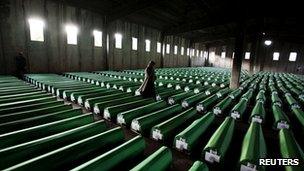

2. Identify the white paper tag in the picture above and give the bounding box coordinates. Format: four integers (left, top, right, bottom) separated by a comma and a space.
213, 107, 222, 115
168, 98, 175, 105
277, 121, 289, 129
205, 150, 220, 163
76, 97, 82, 104
103, 109, 110, 119
240, 162, 257, 171
131, 120, 140, 131
85, 101, 90, 109
182, 101, 189, 108
117, 115, 125, 125
175, 138, 188, 150
152, 129, 163, 140
94, 106, 100, 114
231, 111, 240, 119
196, 104, 204, 112
252, 116, 262, 123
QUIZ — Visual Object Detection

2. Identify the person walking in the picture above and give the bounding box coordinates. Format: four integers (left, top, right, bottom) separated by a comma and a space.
138, 61, 157, 99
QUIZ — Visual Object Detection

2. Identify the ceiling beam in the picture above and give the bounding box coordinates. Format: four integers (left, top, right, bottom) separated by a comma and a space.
107, 0, 164, 22
163, 16, 236, 35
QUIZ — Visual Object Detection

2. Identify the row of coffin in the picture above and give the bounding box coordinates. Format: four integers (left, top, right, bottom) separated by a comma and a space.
0, 75, 207, 171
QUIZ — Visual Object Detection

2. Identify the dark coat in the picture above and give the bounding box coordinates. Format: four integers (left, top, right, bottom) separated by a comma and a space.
139, 66, 156, 98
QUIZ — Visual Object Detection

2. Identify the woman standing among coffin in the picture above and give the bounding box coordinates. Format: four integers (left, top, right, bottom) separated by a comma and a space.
138, 61, 157, 99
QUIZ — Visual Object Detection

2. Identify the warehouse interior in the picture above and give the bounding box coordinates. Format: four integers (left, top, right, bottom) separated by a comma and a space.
0, 0, 303, 171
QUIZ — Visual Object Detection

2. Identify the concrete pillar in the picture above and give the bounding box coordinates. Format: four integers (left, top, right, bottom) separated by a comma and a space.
160, 32, 165, 68
230, 23, 245, 89
102, 16, 109, 70
249, 34, 262, 75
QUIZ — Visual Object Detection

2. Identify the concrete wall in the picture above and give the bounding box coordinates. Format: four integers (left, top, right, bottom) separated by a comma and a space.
0, 0, 105, 74
205, 40, 304, 74
0, 0, 204, 74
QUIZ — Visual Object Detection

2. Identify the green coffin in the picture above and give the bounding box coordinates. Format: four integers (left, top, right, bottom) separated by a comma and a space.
70, 135, 145, 171
188, 161, 209, 171
271, 92, 282, 107
272, 105, 290, 129
0, 96, 58, 111
151, 108, 197, 141
130, 146, 172, 171
0, 104, 71, 125
230, 98, 248, 120
196, 94, 218, 112
131, 104, 183, 133
228, 89, 242, 100
279, 129, 304, 171
291, 107, 304, 127
182, 92, 207, 108
0, 113, 93, 149
249, 101, 265, 123
117, 101, 167, 126
0, 120, 107, 170
0, 108, 82, 134
239, 122, 266, 171
203, 117, 235, 163
0, 100, 62, 115
168, 92, 195, 105
6, 127, 125, 171
213, 97, 233, 116
174, 112, 215, 152
93, 96, 143, 114
103, 98, 155, 120
84, 92, 128, 109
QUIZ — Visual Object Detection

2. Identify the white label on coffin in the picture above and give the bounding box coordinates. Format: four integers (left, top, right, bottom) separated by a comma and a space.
196, 105, 204, 112
240, 162, 257, 171
135, 90, 141, 96
56, 89, 60, 96
212, 83, 216, 87
87, 79, 90, 83
252, 116, 262, 123
131, 120, 140, 131
85, 101, 90, 109
184, 87, 190, 92
228, 95, 235, 99
205, 91, 210, 95
194, 89, 200, 94
103, 109, 110, 119
205, 150, 220, 163
152, 129, 163, 140
156, 95, 162, 101
168, 98, 175, 105
204, 82, 209, 85
127, 88, 131, 92
167, 84, 172, 88
231, 111, 240, 119
117, 115, 125, 124
277, 121, 289, 129
213, 107, 221, 115
119, 86, 124, 91
94, 106, 100, 114
77, 97, 83, 105
113, 85, 117, 89
70, 95, 75, 101
196, 81, 201, 84
62, 92, 67, 99
91, 80, 95, 84
216, 93, 222, 98
182, 101, 189, 108
176, 138, 188, 150
176, 85, 181, 90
